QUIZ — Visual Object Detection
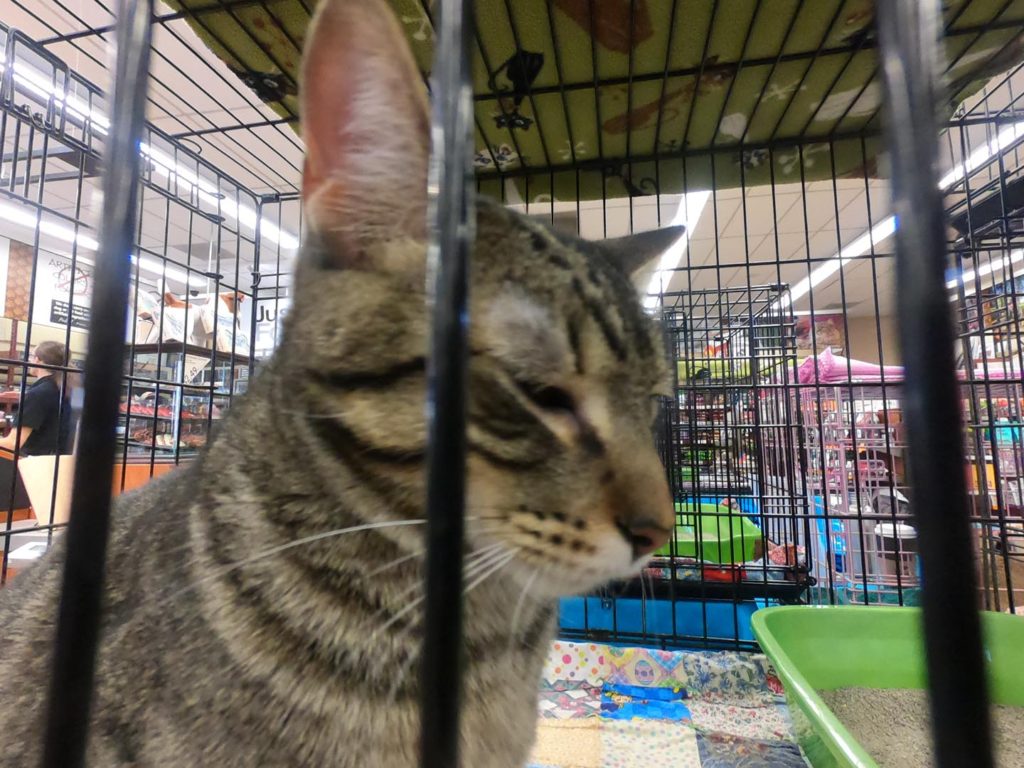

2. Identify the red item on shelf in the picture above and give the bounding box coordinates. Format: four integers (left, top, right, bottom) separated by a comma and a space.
702, 565, 742, 583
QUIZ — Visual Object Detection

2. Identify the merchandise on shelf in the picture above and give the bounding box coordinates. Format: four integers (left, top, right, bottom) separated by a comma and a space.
118, 342, 248, 459
132, 290, 250, 354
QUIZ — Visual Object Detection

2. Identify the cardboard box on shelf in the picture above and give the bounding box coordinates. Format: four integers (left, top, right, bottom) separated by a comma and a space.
131, 291, 249, 352
133, 317, 155, 345
158, 305, 193, 344
194, 293, 249, 354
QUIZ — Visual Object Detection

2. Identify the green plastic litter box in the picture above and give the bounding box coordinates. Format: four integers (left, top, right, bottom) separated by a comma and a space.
752, 606, 1024, 768
653, 502, 762, 564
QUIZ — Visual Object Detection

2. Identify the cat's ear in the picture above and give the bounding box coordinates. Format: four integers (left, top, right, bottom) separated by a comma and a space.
300, 0, 430, 268
599, 226, 686, 284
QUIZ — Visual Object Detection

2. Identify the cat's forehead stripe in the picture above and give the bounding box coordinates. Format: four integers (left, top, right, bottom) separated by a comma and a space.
513, 213, 636, 364
567, 318, 583, 374
490, 205, 663, 374
520, 215, 574, 273
582, 250, 658, 363
570, 276, 628, 362
548, 252, 573, 271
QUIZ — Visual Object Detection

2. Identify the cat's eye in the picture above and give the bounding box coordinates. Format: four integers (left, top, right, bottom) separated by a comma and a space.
519, 381, 576, 415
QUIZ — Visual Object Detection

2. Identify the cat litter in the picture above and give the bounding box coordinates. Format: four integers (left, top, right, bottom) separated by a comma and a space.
818, 687, 1024, 768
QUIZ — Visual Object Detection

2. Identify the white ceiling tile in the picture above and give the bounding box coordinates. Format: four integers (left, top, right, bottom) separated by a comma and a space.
704, 196, 742, 236
736, 192, 801, 235
682, 238, 716, 268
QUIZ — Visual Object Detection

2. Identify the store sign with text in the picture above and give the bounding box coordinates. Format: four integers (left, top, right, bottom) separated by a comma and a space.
183, 354, 212, 385
32, 251, 93, 330
254, 295, 290, 358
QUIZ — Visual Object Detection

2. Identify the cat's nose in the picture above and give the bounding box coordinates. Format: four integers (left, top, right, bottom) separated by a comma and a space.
615, 517, 671, 560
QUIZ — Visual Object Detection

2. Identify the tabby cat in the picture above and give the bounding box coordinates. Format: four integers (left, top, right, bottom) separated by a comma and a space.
0, 0, 680, 765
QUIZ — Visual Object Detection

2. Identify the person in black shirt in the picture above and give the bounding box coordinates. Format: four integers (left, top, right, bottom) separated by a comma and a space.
0, 342, 72, 511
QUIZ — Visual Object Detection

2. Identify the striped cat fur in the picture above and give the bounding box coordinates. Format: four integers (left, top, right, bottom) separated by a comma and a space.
0, 1, 681, 765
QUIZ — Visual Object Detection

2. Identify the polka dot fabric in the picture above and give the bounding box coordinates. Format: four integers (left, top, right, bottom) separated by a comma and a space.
541, 642, 609, 688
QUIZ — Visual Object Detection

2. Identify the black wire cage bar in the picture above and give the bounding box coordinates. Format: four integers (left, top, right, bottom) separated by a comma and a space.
418, 1, 476, 766
0, 0, 1007, 767
40, 2, 155, 765
876, 2, 993, 766
0, 11, 278, 589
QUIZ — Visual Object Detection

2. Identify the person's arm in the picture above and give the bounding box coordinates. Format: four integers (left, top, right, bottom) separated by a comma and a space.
0, 425, 31, 452
6, 383, 50, 455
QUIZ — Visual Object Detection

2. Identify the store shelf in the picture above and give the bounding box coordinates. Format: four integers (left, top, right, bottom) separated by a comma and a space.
124, 380, 233, 394
617, 571, 814, 603
121, 439, 201, 453
120, 343, 240, 463
130, 341, 251, 364
118, 411, 221, 422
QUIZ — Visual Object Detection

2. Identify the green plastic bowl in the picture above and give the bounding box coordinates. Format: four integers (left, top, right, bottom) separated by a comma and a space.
752, 605, 1024, 767
653, 502, 762, 564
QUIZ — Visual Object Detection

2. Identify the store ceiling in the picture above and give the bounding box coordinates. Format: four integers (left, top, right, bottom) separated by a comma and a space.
0, 2, 1017, 322
0, 0, 303, 197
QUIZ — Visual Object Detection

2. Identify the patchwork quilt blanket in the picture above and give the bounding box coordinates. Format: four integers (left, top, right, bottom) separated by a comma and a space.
529, 641, 809, 768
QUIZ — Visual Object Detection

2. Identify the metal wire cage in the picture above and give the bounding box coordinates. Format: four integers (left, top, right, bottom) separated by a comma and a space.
0, 0, 1017, 766
0, 19, 280, 586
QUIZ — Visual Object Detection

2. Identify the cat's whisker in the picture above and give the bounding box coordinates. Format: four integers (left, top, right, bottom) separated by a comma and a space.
386, 541, 505, 606
464, 523, 504, 533
506, 568, 540, 654
378, 548, 519, 646
368, 536, 507, 581
384, 544, 516, 709
462, 548, 519, 596
364, 548, 424, 577
458, 543, 508, 575
371, 545, 513, 640
277, 408, 350, 421
393, 661, 418, 704
166, 519, 428, 605
188, 515, 498, 600
371, 596, 423, 641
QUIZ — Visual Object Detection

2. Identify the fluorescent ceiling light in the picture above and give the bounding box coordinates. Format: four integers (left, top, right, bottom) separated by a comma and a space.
780, 214, 897, 308
938, 120, 1024, 189
140, 143, 299, 251
643, 191, 712, 309
0, 198, 204, 286
940, 120, 1024, 296
0, 59, 298, 250
783, 118, 1024, 310
0, 61, 110, 135
0, 200, 99, 250
132, 254, 204, 287
947, 249, 1024, 298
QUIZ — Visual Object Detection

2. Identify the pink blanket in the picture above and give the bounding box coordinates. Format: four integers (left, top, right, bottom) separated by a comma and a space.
797, 347, 1020, 384
797, 347, 904, 384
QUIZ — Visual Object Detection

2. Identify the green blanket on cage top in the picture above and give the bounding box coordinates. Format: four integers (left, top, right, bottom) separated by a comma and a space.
166, 0, 1024, 201
678, 358, 750, 382
652, 502, 763, 564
